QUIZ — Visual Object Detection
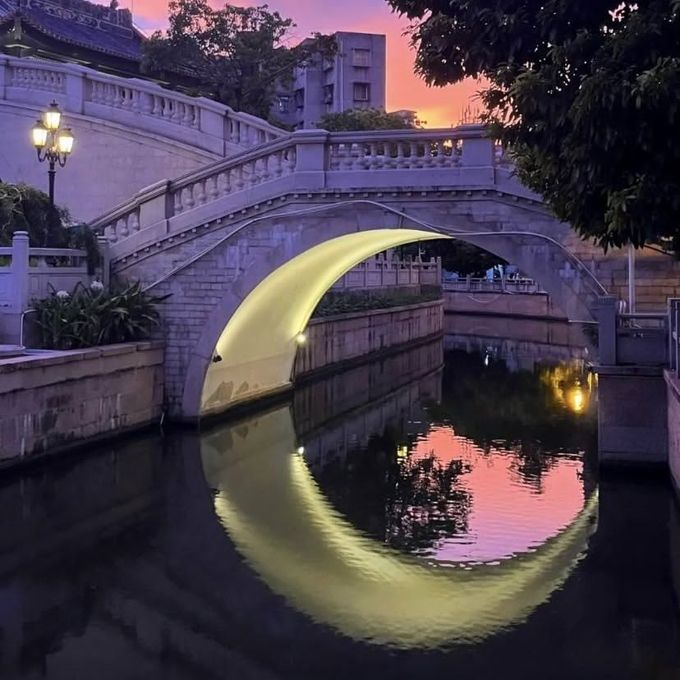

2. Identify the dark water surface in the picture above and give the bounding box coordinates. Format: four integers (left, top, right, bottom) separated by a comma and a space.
1, 326, 679, 679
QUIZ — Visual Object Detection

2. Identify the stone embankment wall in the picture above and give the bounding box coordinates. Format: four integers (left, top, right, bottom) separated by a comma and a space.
0, 342, 163, 465
293, 300, 443, 378
563, 233, 680, 312
443, 290, 566, 320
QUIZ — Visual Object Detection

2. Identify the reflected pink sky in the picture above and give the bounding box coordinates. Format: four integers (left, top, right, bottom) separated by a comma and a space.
104, 0, 479, 127
412, 427, 585, 562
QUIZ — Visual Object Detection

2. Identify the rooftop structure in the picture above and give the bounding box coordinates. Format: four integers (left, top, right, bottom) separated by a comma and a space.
0, 0, 143, 76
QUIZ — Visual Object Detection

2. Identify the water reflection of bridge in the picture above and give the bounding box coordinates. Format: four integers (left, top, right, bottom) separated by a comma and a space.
0, 344, 677, 678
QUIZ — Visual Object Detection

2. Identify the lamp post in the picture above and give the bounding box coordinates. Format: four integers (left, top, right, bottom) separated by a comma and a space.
31, 101, 74, 206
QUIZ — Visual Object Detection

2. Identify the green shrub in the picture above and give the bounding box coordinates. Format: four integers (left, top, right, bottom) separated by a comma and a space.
32, 281, 168, 350
312, 287, 442, 318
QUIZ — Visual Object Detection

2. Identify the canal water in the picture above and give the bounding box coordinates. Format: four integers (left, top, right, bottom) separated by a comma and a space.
1, 320, 679, 679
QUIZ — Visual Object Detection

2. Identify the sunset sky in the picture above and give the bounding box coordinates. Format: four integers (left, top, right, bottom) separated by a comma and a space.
104, 0, 480, 128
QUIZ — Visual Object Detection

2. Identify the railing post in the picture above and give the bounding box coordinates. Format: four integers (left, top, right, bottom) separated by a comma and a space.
137, 179, 173, 230
0, 55, 7, 100
97, 235, 111, 289
10, 231, 30, 312
65, 65, 86, 114
461, 134, 494, 167
292, 130, 328, 190
596, 295, 618, 365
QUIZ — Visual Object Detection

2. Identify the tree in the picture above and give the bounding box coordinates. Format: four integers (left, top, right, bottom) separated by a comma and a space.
141, 1, 335, 121
387, 0, 680, 251
0, 181, 99, 271
400, 239, 506, 276
317, 108, 418, 131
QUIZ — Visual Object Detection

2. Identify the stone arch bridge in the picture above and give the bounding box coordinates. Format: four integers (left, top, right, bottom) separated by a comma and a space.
90, 125, 613, 420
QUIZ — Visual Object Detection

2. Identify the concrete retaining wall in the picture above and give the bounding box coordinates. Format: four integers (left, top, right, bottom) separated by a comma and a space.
443, 290, 566, 320
597, 366, 668, 466
0, 342, 163, 465
294, 300, 443, 378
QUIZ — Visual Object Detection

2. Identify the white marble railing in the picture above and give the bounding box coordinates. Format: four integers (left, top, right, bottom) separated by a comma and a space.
328, 130, 463, 171
0, 55, 286, 155
332, 255, 442, 290
0, 233, 91, 312
91, 125, 504, 246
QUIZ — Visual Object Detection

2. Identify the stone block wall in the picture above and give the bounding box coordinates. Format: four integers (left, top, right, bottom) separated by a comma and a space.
293, 300, 443, 378
0, 342, 164, 464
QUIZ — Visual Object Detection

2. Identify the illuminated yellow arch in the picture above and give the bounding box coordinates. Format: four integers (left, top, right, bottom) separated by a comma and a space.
200, 229, 443, 414
201, 407, 598, 649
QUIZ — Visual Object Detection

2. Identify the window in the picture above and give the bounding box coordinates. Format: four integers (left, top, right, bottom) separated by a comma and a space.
353, 82, 370, 102
323, 84, 334, 105
277, 96, 290, 113
294, 88, 305, 109
352, 48, 371, 67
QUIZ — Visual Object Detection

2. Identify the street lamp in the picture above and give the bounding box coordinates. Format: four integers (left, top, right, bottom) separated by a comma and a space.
31, 100, 74, 206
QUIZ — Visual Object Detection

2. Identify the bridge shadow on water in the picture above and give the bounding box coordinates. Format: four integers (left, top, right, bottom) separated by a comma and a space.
0, 337, 678, 679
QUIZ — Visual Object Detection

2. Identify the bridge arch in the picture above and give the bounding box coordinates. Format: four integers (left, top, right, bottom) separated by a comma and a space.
119, 198, 605, 420
102, 127, 607, 420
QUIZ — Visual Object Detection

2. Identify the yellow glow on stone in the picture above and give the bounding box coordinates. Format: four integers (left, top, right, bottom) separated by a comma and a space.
201, 407, 598, 649
201, 229, 443, 415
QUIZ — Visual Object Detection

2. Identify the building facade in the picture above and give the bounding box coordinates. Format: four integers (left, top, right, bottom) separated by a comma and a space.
273, 32, 386, 129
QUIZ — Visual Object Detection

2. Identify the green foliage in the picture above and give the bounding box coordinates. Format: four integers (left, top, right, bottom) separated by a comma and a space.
317, 108, 417, 131
141, 0, 336, 120
0, 181, 100, 272
312, 287, 441, 318
32, 282, 168, 350
387, 0, 680, 251
0, 181, 65, 247
399, 239, 505, 276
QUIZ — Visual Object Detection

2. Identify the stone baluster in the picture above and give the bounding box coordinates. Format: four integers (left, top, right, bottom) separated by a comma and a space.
129, 211, 140, 234
173, 191, 183, 214
395, 141, 407, 169
104, 222, 116, 242
117, 217, 129, 239
272, 151, 284, 178
152, 95, 162, 117
194, 180, 206, 206
234, 164, 245, 191
140, 91, 153, 114
218, 170, 231, 196
284, 148, 296, 174
131, 88, 142, 113
207, 175, 219, 201
183, 185, 195, 210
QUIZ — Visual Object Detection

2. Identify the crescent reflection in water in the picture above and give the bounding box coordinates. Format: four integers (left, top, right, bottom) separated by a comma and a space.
201, 406, 598, 649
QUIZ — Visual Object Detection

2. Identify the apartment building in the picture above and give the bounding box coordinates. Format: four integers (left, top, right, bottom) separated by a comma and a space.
273, 32, 386, 129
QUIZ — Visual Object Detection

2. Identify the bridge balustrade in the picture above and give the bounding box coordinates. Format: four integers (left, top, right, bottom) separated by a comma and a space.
1, 55, 285, 156
91, 125, 505, 250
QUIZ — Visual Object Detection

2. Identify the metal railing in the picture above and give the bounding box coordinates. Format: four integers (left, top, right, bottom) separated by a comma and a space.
443, 276, 544, 294
597, 296, 671, 367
